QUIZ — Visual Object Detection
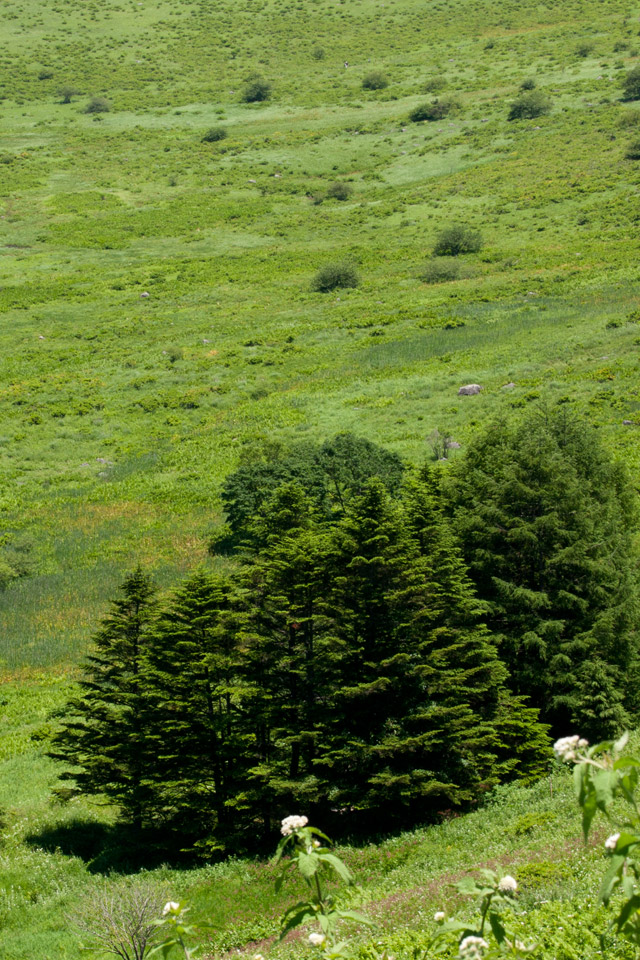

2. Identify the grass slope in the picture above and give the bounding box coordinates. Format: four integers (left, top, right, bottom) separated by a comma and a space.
0, 676, 636, 959
2, 0, 640, 666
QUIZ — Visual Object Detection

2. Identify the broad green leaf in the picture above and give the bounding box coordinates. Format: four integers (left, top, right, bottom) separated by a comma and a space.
599, 854, 625, 904
297, 851, 319, 879
318, 853, 354, 883
489, 911, 507, 945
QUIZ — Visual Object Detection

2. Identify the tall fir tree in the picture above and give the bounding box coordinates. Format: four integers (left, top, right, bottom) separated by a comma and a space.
141, 570, 247, 853
446, 408, 640, 738
49, 567, 157, 829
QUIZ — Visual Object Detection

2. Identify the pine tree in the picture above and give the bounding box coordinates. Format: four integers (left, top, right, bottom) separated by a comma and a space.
141, 570, 247, 853
446, 409, 640, 736
49, 567, 157, 829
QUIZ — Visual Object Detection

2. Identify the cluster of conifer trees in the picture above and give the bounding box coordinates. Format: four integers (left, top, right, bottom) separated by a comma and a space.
50, 412, 640, 856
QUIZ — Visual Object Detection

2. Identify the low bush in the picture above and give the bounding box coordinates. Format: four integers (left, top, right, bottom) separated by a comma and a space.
575, 42, 594, 57
622, 65, 640, 100
84, 96, 111, 114
508, 90, 551, 120
626, 138, 640, 158
362, 71, 388, 90
326, 182, 353, 201
311, 262, 360, 292
202, 126, 227, 142
312, 47, 325, 60
37, 69, 53, 80
424, 77, 447, 93
520, 77, 536, 91
409, 97, 458, 122
433, 224, 483, 256
242, 79, 271, 103
58, 85, 81, 103
421, 257, 462, 283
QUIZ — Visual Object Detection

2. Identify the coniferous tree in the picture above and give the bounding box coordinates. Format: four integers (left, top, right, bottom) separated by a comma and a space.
446, 409, 640, 737
141, 570, 247, 853
49, 567, 157, 829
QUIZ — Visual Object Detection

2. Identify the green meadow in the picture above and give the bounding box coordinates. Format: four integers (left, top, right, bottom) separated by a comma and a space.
3, 0, 640, 954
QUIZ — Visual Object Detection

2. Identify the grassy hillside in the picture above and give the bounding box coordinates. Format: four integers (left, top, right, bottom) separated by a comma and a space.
2, 0, 640, 667
0, 676, 636, 960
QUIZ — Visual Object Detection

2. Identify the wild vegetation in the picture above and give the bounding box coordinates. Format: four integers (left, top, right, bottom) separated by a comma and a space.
3, 0, 640, 955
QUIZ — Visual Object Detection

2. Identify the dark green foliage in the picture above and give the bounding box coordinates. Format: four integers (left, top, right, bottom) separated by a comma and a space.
508, 90, 551, 120
326, 182, 353, 201
48, 568, 157, 829
201, 126, 227, 142
211, 432, 404, 553
446, 409, 640, 738
312, 47, 325, 60
37, 69, 53, 80
432, 225, 483, 256
421, 257, 462, 283
362, 71, 388, 90
520, 77, 536, 91
626, 138, 640, 159
409, 97, 458, 122
311, 262, 359, 292
0, 534, 34, 589
242, 78, 271, 102
575, 42, 594, 58
141, 570, 247, 852
84, 96, 111, 114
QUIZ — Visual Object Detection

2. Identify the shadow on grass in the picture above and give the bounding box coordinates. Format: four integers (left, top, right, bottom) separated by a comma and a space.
24, 818, 184, 874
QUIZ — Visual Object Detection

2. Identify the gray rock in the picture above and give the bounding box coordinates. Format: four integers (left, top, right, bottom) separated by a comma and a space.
140, 291, 150, 298
502, 382, 516, 389
446, 440, 462, 449
458, 384, 482, 396
623, 420, 634, 426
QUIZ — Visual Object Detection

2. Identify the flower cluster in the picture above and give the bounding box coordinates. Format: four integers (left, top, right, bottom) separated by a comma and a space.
498, 875, 518, 894
605, 832, 620, 851
459, 935, 489, 959
280, 814, 309, 836
434, 911, 446, 922
553, 735, 589, 763
163, 901, 180, 916
309, 933, 326, 947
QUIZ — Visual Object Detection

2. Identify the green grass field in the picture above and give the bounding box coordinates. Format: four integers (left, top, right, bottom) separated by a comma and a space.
3, 0, 640, 668
3, 0, 640, 954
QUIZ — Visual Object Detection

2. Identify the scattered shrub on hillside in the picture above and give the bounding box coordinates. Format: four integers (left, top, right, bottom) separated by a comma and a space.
623, 65, 640, 100
619, 108, 640, 127
326, 182, 353, 201
520, 77, 536, 91
311, 262, 359, 292
409, 97, 458, 122
575, 42, 594, 58
508, 90, 551, 120
362, 71, 388, 90
511, 811, 557, 836
421, 257, 462, 283
242, 78, 271, 103
58, 85, 82, 103
70, 881, 168, 960
424, 77, 448, 93
625, 138, 640, 158
614, 40, 629, 52
37, 69, 53, 80
84, 96, 111, 114
312, 47, 325, 60
433, 225, 483, 256
202, 126, 227, 142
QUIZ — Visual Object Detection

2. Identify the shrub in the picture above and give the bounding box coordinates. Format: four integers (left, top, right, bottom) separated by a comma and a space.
421, 257, 462, 283
409, 97, 458, 122
326, 182, 353, 201
626, 138, 640, 158
84, 96, 111, 114
508, 90, 551, 120
312, 47, 325, 60
432, 224, 483, 256
362, 71, 388, 90
424, 77, 447, 93
311, 262, 359, 292
622, 65, 640, 100
58, 85, 81, 103
619, 109, 640, 127
202, 126, 227, 142
575, 42, 594, 58
520, 77, 536, 91
38, 69, 53, 80
242, 79, 271, 103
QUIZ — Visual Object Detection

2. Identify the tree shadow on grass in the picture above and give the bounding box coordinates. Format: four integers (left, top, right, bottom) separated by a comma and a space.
24, 817, 183, 874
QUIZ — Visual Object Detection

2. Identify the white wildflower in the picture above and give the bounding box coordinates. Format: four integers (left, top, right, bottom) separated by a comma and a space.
253, 954, 265, 960
553, 735, 588, 763
434, 911, 446, 922
498, 875, 518, 893
309, 933, 326, 947
313, 839, 321, 848
280, 814, 309, 836
459, 936, 489, 960
162, 901, 180, 916
605, 832, 620, 851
